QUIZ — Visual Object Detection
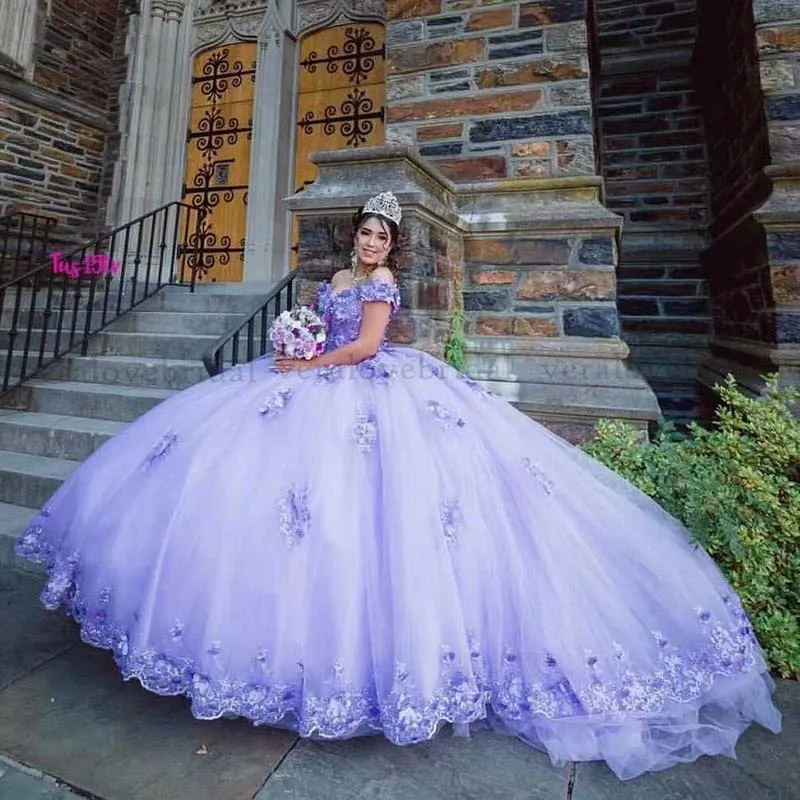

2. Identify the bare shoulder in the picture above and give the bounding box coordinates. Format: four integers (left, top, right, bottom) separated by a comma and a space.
371, 266, 395, 285
330, 269, 350, 288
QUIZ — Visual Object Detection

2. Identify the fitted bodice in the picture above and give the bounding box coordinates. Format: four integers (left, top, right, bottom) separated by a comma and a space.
316, 278, 401, 352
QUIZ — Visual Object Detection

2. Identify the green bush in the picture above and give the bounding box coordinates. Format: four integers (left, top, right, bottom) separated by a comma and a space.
582, 374, 800, 678
444, 307, 467, 373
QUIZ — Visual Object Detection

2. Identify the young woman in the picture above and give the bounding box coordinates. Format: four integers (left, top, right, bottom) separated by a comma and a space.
17, 191, 781, 781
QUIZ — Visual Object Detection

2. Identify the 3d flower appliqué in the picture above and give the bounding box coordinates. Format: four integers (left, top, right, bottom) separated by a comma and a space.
279, 487, 311, 548
143, 430, 178, 470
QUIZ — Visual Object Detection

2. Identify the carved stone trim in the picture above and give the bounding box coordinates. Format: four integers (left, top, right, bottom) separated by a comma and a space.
296, 0, 384, 34
347, 0, 384, 18
195, 0, 268, 21
194, 19, 230, 48
296, 0, 338, 33
231, 12, 266, 38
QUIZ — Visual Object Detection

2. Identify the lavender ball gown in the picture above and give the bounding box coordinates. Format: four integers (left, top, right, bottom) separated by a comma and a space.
16, 277, 781, 780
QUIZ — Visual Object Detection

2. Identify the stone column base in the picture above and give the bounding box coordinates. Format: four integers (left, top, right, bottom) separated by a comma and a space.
465, 335, 661, 442
698, 337, 800, 399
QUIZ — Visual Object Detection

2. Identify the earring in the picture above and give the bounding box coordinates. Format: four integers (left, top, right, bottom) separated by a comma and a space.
350, 249, 358, 274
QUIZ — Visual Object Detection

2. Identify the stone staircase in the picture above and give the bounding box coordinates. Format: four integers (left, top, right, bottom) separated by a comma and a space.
0, 284, 269, 571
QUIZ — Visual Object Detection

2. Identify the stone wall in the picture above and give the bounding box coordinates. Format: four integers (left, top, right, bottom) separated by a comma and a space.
757, 0, 800, 165
693, 0, 800, 396
754, 0, 800, 347
596, 0, 697, 52
385, 0, 596, 183
594, 0, 712, 422
0, 0, 133, 239
462, 230, 618, 340
694, 0, 771, 343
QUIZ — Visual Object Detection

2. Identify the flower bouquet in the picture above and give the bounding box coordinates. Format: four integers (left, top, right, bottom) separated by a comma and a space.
269, 305, 327, 360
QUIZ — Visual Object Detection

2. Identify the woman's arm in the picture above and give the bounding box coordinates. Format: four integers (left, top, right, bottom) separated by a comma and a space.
308, 300, 392, 367
275, 269, 396, 371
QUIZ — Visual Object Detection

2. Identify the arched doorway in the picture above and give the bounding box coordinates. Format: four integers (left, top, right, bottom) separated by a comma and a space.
290, 22, 386, 267
182, 42, 258, 283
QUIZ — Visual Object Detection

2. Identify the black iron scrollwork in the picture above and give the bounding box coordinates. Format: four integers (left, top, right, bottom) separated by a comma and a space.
183, 47, 255, 280
298, 88, 383, 147
300, 26, 384, 87
195, 49, 257, 102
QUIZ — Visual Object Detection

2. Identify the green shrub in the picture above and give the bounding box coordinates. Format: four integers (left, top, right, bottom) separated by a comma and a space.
583, 374, 800, 678
444, 307, 467, 373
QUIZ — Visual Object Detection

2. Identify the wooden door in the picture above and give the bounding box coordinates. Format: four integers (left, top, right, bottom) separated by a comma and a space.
292, 24, 385, 267
182, 43, 256, 283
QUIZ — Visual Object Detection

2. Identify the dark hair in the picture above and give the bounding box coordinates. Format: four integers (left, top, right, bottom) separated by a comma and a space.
352, 208, 400, 272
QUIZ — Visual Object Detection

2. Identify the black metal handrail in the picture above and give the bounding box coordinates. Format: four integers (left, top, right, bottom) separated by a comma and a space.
0, 211, 58, 284
202, 268, 300, 376
0, 201, 205, 397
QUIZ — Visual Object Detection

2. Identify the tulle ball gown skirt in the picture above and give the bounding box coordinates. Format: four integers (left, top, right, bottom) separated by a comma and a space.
16, 347, 781, 780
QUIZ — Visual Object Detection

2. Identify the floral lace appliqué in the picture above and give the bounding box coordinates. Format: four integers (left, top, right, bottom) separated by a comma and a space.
457, 372, 493, 397
440, 499, 462, 547
279, 487, 311, 548
358, 356, 396, 384
353, 410, 378, 452
143, 430, 178, 470
319, 278, 401, 352
315, 365, 343, 384
522, 457, 554, 494
14, 501, 765, 751
428, 400, 465, 430
259, 387, 293, 417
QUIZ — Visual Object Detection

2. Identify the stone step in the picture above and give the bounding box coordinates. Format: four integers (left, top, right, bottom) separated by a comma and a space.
0, 449, 77, 509
0, 500, 42, 573
0, 350, 57, 377
0, 327, 79, 351
86, 331, 220, 361
20, 380, 175, 422
0, 309, 245, 336
138, 288, 274, 314
0, 410, 125, 461
109, 310, 245, 335
42, 353, 208, 390
3, 283, 277, 317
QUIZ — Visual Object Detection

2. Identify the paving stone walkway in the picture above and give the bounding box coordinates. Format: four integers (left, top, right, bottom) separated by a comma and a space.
1, 566, 797, 800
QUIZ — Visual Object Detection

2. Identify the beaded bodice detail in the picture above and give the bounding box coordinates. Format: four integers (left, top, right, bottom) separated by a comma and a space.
316, 278, 401, 352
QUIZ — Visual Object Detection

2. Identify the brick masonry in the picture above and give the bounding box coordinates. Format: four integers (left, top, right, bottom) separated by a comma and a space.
595, 0, 712, 420
596, 0, 698, 53
385, 0, 597, 182
462, 234, 619, 339
0, 0, 133, 239
755, 0, 800, 165
693, 0, 772, 344
753, 0, 800, 345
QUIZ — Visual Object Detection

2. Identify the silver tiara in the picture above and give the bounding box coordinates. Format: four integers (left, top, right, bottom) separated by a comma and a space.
363, 191, 402, 225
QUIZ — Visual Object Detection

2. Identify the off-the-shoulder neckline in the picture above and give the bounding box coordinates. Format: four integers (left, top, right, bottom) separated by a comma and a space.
324, 277, 397, 299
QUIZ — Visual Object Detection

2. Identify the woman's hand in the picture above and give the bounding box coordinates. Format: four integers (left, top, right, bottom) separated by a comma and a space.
273, 356, 316, 373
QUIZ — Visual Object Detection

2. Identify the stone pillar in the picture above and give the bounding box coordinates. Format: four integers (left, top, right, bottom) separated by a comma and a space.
0, 0, 38, 76
146, 0, 186, 209
694, 0, 800, 396
162, 0, 194, 209
129, 1, 166, 220
753, 0, 800, 362
116, 0, 192, 225
287, 145, 661, 442
243, 4, 296, 286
